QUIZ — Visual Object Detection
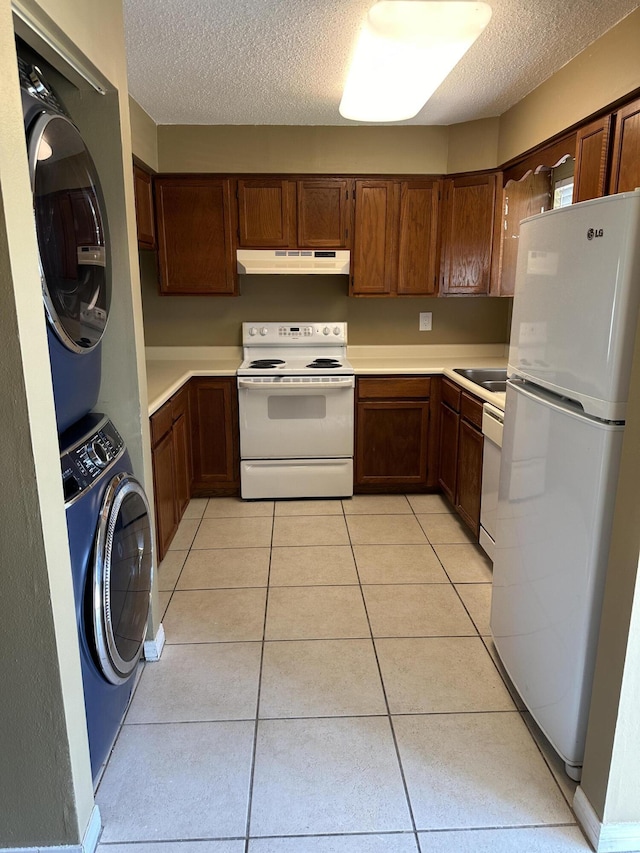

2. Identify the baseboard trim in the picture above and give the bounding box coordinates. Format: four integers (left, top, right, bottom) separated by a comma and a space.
144, 622, 165, 661
574, 786, 640, 852
82, 805, 102, 853
2, 804, 101, 853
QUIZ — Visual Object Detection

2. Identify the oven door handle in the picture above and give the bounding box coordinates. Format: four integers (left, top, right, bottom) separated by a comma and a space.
238, 378, 354, 391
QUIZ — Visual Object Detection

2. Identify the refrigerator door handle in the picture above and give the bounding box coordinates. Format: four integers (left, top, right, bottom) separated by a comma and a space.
508, 379, 597, 422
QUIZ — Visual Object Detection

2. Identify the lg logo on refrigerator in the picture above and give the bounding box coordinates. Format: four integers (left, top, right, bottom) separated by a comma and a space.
587, 228, 604, 240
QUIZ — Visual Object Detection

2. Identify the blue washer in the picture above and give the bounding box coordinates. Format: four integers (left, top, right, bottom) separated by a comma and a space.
60, 413, 153, 782
18, 43, 110, 434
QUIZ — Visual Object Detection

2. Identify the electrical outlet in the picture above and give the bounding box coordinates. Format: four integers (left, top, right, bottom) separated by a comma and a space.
419, 312, 432, 331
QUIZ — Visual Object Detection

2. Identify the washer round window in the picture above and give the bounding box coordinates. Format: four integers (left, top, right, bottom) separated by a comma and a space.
93, 473, 153, 685
29, 112, 110, 353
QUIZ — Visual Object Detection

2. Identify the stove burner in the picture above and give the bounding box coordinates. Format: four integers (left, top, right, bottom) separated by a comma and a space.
311, 358, 341, 365
306, 362, 341, 369
249, 359, 285, 369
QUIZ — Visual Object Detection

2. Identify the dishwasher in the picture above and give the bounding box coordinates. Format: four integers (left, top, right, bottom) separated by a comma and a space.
479, 402, 504, 561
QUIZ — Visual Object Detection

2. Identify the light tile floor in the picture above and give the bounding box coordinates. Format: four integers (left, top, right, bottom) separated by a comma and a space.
96, 494, 590, 853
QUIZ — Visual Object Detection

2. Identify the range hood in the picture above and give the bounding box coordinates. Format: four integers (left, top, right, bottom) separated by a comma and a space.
237, 249, 350, 275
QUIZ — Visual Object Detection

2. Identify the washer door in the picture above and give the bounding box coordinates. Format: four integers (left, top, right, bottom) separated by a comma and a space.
28, 112, 110, 352
92, 472, 153, 685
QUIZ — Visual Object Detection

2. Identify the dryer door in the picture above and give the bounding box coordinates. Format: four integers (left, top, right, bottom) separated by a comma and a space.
28, 112, 110, 353
92, 472, 153, 685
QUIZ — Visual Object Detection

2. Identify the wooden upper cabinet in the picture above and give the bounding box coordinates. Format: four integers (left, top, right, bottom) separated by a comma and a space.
155, 177, 236, 295
499, 171, 552, 296
133, 164, 156, 249
351, 180, 399, 295
236, 179, 295, 247
397, 179, 440, 296
573, 115, 613, 203
297, 179, 352, 247
609, 97, 640, 194
440, 172, 500, 295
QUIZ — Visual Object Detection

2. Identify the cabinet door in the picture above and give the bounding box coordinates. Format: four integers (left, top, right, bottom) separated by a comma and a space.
156, 177, 236, 294
438, 402, 459, 502
172, 410, 191, 518
573, 115, 612, 203
609, 97, 640, 194
440, 172, 500, 295
190, 378, 240, 494
456, 419, 483, 536
133, 164, 156, 249
237, 179, 296, 247
351, 180, 398, 295
152, 430, 177, 563
356, 401, 429, 486
397, 179, 440, 295
498, 172, 552, 296
296, 179, 352, 248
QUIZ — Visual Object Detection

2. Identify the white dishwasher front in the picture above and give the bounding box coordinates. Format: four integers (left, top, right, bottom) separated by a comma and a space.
479, 402, 504, 561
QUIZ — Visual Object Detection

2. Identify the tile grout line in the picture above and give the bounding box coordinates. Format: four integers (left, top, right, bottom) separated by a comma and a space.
346, 495, 424, 853
243, 503, 275, 852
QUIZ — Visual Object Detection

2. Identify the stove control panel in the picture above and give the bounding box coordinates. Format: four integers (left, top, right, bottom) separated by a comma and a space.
243, 322, 347, 345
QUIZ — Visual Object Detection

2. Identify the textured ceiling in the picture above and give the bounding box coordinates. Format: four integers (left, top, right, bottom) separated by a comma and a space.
123, 0, 640, 126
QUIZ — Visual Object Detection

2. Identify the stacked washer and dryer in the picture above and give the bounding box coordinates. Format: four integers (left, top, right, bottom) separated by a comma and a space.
18, 42, 154, 782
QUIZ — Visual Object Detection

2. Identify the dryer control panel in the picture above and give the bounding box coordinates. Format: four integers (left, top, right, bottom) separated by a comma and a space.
60, 418, 125, 505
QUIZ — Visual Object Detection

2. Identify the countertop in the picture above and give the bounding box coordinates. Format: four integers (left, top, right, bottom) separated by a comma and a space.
145, 343, 508, 415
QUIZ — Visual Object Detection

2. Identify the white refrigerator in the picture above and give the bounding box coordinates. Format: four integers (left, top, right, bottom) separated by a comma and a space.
490, 191, 640, 780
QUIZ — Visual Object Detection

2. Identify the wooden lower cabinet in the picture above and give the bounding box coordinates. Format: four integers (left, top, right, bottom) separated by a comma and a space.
150, 386, 192, 562
355, 376, 438, 491
189, 377, 240, 495
438, 377, 484, 536
456, 418, 484, 534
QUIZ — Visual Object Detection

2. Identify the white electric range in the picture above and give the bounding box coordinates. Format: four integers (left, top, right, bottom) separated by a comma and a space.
237, 322, 355, 499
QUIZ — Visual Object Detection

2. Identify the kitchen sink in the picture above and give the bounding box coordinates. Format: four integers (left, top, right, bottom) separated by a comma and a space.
453, 367, 508, 393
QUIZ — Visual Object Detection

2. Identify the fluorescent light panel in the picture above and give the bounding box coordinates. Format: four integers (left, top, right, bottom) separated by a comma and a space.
339, 1, 492, 123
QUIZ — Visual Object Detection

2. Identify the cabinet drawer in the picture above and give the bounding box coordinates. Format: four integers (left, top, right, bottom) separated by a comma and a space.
150, 402, 173, 447
441, 377, 461, 411
461, 392, 483, 428
358, 377, 431, 400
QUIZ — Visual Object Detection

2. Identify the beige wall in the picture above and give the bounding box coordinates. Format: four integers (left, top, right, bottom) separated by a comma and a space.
158, 124, 451, 174
498, 7, 640, 164
140, 253, 511, 347
447, 117, 500, 173
130, 96, 158, 171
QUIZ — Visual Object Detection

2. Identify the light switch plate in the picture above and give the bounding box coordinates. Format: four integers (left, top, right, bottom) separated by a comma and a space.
419, 312, 432, 331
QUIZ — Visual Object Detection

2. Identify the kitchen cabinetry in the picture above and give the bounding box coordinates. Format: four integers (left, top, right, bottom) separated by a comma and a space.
351, 178, 440, 296
355, 376, 438, 490
438, 377, 484, 536
133, 163, 156, 249
150, 386, 192, 562
573, 116, 613, 203
608, 96, 640, 194
155, 176, 236, 295
189, 377, 240, 495
498, 171, 552, 296
440, 172, 501, 295
236, 177, 352, 248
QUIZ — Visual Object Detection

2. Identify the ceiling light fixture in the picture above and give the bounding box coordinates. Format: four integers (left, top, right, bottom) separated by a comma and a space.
339, 1, 492, 123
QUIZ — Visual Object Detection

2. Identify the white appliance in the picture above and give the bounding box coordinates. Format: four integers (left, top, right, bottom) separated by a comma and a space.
490, 191, 640, 781
237, 322, 354, 499
237, 249, 350, 275
479, 401, 504, 561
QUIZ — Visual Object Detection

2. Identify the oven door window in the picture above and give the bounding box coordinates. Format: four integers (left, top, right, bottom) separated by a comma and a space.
267, 394, 327, 420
